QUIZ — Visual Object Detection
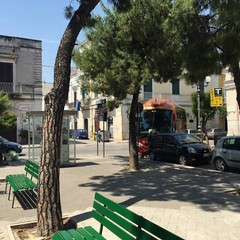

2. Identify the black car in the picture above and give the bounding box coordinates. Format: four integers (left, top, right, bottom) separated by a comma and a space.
149, 133, 212, 165
0, 136, 22, 161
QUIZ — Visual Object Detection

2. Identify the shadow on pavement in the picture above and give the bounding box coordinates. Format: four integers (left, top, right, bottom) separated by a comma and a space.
78, 159, 240, 214
15, 189, 37, 210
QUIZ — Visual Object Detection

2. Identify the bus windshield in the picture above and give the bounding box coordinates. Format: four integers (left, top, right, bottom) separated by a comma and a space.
140, 109, 173, 134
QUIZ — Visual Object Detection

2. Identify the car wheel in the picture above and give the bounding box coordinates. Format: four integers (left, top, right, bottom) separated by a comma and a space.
214, 158, 227, 172
5, 150, 19, 161
149, 151, 156, 161
179, 155, 188, 165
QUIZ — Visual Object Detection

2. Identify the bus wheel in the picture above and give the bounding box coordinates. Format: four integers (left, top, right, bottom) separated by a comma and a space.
179, 155, 188, 165
149, 151, 156, 161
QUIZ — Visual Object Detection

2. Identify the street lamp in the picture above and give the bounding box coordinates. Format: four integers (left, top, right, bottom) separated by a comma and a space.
197, 76, 211, 141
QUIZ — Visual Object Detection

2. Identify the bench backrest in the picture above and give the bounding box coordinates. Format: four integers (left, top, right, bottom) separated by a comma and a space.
92, 192, 183, 240
24, 160, 39, 180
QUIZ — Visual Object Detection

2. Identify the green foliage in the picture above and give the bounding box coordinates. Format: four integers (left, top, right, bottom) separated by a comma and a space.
217, 104, 227, 118
0, 111, 16, 128
169, 0, 221, 85
64, 5, 74, 19
0, 91, 11, 114
73, 0, 182, 101
191, 91, 216, 131
176, 106, 186, 119
0, 91, 16, 129
171, 0, 240, 109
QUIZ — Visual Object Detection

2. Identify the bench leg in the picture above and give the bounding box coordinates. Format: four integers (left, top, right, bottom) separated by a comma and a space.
8, 185, 12, 200
12, 192, 15, 208
5, 181, 8, 194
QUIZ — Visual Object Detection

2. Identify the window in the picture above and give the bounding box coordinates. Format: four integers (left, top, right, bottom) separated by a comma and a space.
0, 62, 13, 92
172, 79, 179, 95
82, 89, 88, 100
164, 136, 175, 145
223, 138, 236, 150
143, 80, 152, 99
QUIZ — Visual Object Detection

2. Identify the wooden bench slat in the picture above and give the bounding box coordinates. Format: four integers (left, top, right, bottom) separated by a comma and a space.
5, 160, 39, 208
140, 216, 183, 240
95, 192, 142, 223
92, 210, 136, 240
7, 175, 37, 191
52, 231, 73, 240
93, 201, 141, 238
84, 226, 106, 240
94, 192, 183, 240
53, 192, 184, 240
76, 228, 95, 240
67, 229, 85, 240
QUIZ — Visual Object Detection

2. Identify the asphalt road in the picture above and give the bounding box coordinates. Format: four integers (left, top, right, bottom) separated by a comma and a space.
20, 139, 240, 174
21, 139, 129, 162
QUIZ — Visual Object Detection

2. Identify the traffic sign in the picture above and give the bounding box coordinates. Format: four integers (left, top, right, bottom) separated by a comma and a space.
210, 88, 223, 107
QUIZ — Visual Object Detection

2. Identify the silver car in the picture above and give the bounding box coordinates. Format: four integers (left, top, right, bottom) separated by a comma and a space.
212, 136, 240, 171
207, 128, 227, 140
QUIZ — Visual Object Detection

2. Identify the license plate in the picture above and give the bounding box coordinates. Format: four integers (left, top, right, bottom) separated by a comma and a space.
203, 153, 210, 157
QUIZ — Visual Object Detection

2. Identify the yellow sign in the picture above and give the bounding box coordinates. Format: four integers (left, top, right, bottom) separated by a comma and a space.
210, 88, 223, 107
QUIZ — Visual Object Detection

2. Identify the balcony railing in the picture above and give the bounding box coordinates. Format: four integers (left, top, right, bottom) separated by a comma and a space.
0, 82, 13, 93
0, 82, 42, 95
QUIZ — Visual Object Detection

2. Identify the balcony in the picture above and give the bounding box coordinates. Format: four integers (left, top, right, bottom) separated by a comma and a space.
0, 82, 13, 93
0, 82, 42, 99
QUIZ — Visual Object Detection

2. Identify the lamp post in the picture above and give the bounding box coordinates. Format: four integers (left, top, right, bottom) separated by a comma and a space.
197, 82, 201, 135
196, 76, 211, 141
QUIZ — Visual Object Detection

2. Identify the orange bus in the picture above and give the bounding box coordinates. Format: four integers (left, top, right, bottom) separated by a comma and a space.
137, 98, 187, 158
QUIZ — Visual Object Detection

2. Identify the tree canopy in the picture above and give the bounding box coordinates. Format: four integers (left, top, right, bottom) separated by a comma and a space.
171, 0, 240, 108
191, 91, 216, 132
73, 0, 183, 170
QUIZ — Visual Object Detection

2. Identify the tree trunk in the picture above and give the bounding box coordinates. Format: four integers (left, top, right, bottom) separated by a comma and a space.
129, 91, 140, 170
37, 1, 100, 237
231, 59, 240, 110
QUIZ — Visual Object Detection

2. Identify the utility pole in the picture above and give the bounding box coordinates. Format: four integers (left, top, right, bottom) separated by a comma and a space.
197, 81, 202, 141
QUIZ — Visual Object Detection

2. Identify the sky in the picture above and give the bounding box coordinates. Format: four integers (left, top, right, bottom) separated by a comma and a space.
0, 1, 105, 83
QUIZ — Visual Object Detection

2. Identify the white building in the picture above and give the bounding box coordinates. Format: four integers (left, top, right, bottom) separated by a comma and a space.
0, 35, 42, 141
67, 67, 226, 141
225, 71, 240, 135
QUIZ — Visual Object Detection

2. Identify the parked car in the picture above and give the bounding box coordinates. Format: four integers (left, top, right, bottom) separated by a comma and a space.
212, 136, 240, 172
71, 129, 89, 139
206, 128, 227, 140
149, 133, 212, 165
0, 136, 22, 161
186, 129, 205, 139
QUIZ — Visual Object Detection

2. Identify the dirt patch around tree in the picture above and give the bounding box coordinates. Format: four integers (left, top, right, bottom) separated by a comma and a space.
10, 217, 76, 240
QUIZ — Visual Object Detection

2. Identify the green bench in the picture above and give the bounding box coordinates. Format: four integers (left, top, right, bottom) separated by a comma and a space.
5, 160, 39, 208
53, 192, 183, 240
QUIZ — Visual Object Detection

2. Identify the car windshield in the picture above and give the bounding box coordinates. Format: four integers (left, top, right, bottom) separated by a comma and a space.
189, 130, 198, 133
175, 134, 200, 144
79, 129, 87, 132
0, 136, 9, 143
215, 129, 224, 132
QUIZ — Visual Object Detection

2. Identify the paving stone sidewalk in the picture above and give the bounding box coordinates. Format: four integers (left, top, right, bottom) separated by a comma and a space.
1, 153, 240, 239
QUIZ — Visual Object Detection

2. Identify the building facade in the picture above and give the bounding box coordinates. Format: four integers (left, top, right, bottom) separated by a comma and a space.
0, 35, 42, 141
67, 66, 227, 141
225, 71, 240, 135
